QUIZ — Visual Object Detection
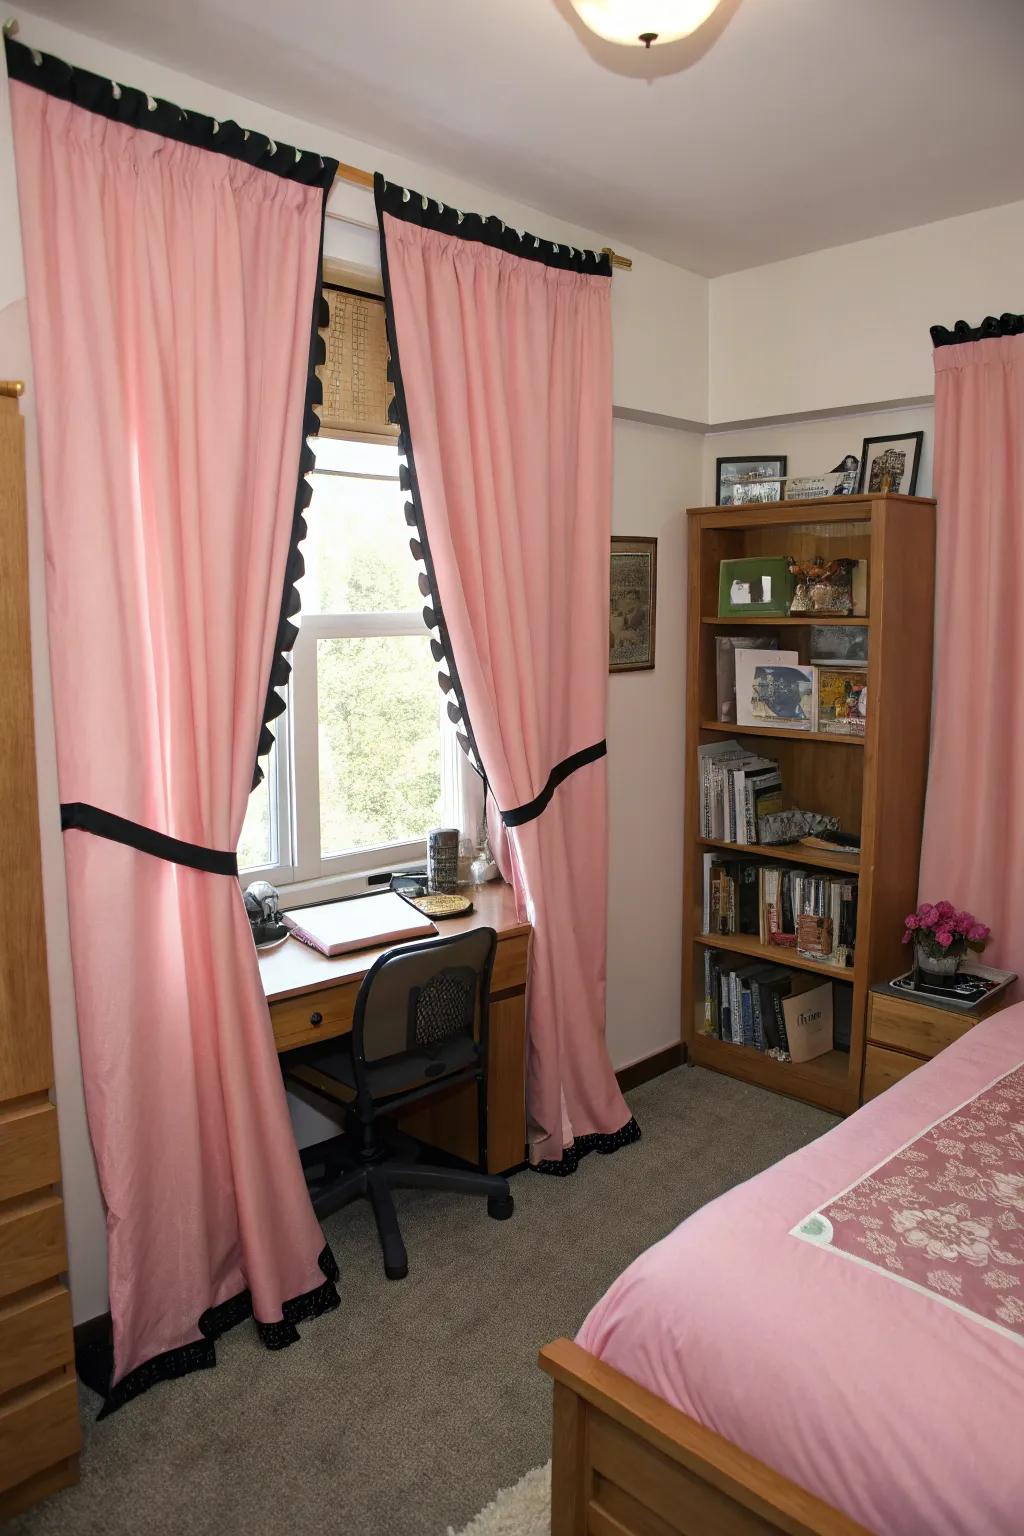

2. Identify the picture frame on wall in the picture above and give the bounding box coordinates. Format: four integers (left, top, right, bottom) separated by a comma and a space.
609, 536, 657, 672
858, 432, 924, 495
716, 454, 787, 507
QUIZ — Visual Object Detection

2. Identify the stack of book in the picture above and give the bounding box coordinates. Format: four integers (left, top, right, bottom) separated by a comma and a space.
703, 854, 858, 968
701, 951, 837, 1062
699, 739, 784, 844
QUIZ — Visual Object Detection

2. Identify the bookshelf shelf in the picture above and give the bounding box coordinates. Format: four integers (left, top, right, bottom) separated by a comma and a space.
682, 493, 937, 1115
700, 721, 864, 747
697, 836, 859, 875
688, 1034, 851, 1114
694, 931, 855, 982
700, 616, 870, 627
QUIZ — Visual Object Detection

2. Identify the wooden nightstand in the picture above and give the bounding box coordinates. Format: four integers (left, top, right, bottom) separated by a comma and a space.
862, 984, 1008, 1102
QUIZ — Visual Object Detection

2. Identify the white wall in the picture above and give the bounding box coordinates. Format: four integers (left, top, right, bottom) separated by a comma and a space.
708, 199, 1024, 423
608, 420, 702, 1069
703, 403, 936, 504
1, 12, 707, 1322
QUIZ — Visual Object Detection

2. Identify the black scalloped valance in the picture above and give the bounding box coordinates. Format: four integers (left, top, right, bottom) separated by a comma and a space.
4, 35, 339, 790
4, 36, 334, 187
931, 312, 1024, 348
376, 174, 612, 277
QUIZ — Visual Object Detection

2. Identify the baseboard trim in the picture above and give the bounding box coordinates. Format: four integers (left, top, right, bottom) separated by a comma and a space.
616, 1043, 683, 1093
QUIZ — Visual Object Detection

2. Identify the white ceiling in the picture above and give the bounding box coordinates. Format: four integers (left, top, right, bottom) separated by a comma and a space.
18, 0, 1024, 274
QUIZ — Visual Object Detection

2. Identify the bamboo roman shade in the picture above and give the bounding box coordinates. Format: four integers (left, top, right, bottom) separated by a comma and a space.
316, 283, 398, 439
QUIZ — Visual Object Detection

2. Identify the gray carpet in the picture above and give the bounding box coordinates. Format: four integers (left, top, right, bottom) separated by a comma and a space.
12, 1067, 836, 1536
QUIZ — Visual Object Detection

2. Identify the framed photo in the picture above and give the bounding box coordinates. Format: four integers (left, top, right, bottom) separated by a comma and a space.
858, 432, 924, 495
716, 455, 787, 508
609, 537, 657, 672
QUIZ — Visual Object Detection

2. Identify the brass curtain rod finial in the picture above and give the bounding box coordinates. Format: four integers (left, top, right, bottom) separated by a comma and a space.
601, 247, 633, 271
0, 381, 25, 398
2, 17, 19, 38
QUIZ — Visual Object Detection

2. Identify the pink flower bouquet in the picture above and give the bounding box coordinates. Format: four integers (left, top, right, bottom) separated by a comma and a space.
903, 900, 990, 961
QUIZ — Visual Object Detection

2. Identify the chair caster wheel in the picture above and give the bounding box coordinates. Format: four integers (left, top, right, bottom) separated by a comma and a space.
487, 1194, 514, 1221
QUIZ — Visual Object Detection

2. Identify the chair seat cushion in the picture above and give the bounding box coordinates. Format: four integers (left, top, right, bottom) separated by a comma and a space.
301, 1033, 479, 1101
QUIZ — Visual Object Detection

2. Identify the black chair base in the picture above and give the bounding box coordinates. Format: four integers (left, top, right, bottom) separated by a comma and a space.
309, 1154, 513, 1280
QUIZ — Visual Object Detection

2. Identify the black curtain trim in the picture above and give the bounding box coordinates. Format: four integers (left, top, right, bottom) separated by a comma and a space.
530, 1116, 641, 1177
60, 802, 239, 877
4, 36, 337, 189
375, 176, 486, 779
376, 172, 612, 277
501, 741, 607, 829
931, 312, 1024, 348
252, 167, 339, 789
94, 1245, 339, 1419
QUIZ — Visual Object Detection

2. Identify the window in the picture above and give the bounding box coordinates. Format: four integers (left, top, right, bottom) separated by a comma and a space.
239, 435, 458, 896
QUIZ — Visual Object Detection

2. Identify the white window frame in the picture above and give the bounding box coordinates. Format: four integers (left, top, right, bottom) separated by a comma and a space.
239, 453, 453, 902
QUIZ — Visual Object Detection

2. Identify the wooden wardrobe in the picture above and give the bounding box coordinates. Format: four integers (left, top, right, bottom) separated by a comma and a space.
0, 383, 80, 1516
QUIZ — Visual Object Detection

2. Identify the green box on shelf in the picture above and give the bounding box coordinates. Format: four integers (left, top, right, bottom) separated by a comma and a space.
718, 557, 794, 618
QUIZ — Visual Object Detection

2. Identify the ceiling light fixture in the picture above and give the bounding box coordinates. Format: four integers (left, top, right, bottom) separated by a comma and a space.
569, 0, 722, 47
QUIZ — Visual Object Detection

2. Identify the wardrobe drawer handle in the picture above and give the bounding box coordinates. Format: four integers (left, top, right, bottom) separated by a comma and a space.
309, 1010, 323, 1028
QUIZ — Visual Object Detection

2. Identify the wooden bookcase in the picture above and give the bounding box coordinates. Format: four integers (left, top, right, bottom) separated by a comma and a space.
681, 493, 936, 1115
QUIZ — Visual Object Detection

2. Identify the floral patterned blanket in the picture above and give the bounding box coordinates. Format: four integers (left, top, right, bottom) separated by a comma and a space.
794, 1064, 1024, 1342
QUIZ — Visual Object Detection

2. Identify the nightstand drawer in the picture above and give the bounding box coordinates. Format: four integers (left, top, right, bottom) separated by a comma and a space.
863, 1044, 923, 1102
868, 992, 977, 1060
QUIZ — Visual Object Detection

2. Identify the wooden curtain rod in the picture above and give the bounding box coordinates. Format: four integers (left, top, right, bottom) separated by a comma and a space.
335, 159, 633, 271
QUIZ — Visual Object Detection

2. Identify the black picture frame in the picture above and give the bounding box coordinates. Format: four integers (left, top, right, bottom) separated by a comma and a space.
715, 455, 788, 508
857, 431, 924, 496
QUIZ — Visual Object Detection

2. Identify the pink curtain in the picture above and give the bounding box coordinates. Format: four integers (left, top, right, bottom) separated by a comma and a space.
10, 52, 338, 1409
919, 330, 1024, 976
377, 183, 635, 1168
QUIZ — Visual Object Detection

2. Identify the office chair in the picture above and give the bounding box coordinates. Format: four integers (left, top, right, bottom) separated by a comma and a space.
287, 926, 514, 1280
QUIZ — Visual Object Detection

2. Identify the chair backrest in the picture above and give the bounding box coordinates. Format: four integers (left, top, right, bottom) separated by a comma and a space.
352, 926, 498, 1079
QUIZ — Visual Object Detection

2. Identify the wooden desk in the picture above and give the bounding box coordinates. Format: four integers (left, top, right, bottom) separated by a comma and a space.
260, 882, 530, 1173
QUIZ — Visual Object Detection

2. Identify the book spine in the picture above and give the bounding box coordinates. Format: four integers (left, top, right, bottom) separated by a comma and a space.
750, 983, 766, 1051
740, 984, 754, 1048
730, 972, 743, 1045
773, 986, 791, 1056
733, 770, 746, 846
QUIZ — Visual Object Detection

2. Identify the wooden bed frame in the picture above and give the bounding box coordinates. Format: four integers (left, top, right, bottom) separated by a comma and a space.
539, 1339, 870, 1536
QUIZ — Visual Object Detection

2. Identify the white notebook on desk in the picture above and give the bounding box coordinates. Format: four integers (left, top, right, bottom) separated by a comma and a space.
281, 891, 438, 958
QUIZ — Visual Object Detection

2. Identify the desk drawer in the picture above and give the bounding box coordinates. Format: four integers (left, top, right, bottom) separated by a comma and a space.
869, 993, 976, 1059
862, 1044, 923, 1103
271, 983, 357, 1051
492, 932, 529, 994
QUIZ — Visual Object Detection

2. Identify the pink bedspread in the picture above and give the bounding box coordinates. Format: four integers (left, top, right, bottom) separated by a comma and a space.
577, 1009, 1024, 1536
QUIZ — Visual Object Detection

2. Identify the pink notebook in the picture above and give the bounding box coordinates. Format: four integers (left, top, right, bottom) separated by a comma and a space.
281, 892, 437, 958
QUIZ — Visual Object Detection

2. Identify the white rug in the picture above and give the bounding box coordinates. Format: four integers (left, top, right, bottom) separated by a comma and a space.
448, 1462, 551, 1536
